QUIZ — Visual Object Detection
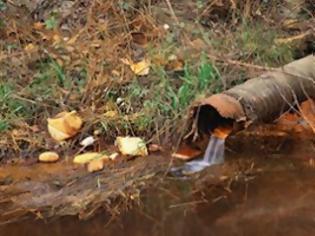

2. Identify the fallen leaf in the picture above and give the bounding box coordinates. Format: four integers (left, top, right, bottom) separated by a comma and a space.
87, 159, 105, 173
104, 110, 118, 118
131, 32, 147, 45
172, 145, 202, 160
115, 137, 148, 157
47, 111, 83, 141
122, 58, 150, 76
73, 152, 109, 164
24, 43, 37, 52
212, 126, 233, 139
33, 22, 44, 30
165, 58, 184, 72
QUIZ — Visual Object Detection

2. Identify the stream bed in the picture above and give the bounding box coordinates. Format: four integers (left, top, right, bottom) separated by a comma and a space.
0, 130, 314, 236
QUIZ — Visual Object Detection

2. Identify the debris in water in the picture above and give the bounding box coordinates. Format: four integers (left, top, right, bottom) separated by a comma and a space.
38, 151, 60, 163
73, 152, 109, 164
115, 137, 148, 157
87, 159, 105, 173
172, 145, 202, 161
47, 111, 83, 141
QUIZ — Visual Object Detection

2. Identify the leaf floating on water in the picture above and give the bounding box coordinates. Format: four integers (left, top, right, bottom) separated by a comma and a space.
115, 137, 148, 157
47, 111, 83, 141
121, 58, 150, 76
172, 145, 202, 161
39, 152, 60, 163
73, 152, 109, 164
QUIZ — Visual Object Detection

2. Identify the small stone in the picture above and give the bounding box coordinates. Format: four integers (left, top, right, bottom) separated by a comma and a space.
87, 159, 104, 173
39, 152, 60, 163
109, 152, 119, 160
148, 144, 162, 152
163, 24, 170, 30
80, 136, 95, 147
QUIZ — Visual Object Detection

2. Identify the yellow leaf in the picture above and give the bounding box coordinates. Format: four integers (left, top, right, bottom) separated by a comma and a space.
47, 111, 83, 141
122, 58, 150, 76
24, 43, 37, 52
115, 136, 148, 157
33, 22, 44, 30
104, 110, 118, 118
73, 152, 109, 164
87, 159, 105, 173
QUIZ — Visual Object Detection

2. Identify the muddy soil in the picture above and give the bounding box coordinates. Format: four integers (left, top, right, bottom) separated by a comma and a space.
0, 124, 314, 236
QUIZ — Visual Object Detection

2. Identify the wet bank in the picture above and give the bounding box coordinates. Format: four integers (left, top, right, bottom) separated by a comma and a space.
0, 128, 314, 236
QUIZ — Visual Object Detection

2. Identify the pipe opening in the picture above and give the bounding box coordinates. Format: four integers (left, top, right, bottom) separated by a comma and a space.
193, 104, 234, 137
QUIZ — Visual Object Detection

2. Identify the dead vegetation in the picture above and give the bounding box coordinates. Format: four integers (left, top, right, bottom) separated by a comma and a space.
0, 0, 314, 161
0, 0, 315, 224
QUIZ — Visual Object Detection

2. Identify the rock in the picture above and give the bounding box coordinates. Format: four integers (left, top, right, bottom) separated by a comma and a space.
148, 144, 163, 152
39, 151, 59, 163
115, 137, 148, 157
73, 152, 109, 164
109, 152, 119, 160
87, 159, 104, 173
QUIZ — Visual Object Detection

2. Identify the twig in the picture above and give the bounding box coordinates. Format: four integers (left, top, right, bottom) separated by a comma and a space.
169, 199, 207, 208
165, 0, 179, 24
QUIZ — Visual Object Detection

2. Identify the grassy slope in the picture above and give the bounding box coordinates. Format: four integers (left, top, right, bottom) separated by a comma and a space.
0, 0, 313, 161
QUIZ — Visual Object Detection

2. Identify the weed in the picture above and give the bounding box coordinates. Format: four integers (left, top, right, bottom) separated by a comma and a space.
0, 83, 28, 130
0, 120, 9, 132
0, 0, 6, 11
237, 22, 293, 65
107, 54, 222, 136
45, 16, 58, 30
205, 21, 294, 66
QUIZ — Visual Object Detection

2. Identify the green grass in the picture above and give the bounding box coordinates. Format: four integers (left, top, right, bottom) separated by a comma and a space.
44, 16, 58, 30
0, 57, 87, 133
0, 120, 9, 132
0, 83, 27, 132
205, 21, 294, 66
97, 53, 222, 136
237, 22, 293, 65
0, 0, 6, 11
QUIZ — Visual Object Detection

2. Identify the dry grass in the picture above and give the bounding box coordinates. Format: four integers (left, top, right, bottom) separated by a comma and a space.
0, 0, 314, 161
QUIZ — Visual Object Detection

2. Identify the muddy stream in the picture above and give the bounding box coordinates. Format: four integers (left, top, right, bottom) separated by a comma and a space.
0, 128, 315, 236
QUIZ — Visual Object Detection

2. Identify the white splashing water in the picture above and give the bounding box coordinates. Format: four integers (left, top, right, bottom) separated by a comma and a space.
170, 135, 225, 176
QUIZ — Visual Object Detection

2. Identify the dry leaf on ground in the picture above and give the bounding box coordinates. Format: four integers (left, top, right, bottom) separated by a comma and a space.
73, 152, 109, 164
121, 58, 151, 76
47, 111, 83, 142
115, 137, 148, 157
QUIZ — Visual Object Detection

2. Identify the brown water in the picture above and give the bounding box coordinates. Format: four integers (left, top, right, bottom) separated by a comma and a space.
1, 134, 315, 236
